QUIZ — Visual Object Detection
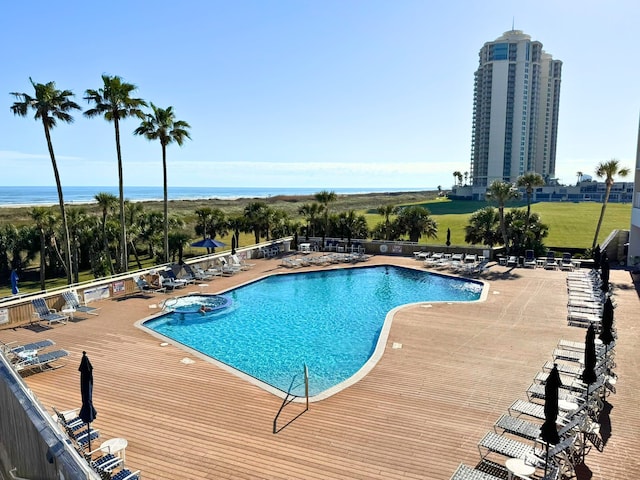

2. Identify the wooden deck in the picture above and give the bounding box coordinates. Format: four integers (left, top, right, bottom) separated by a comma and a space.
2, 256, 639, 479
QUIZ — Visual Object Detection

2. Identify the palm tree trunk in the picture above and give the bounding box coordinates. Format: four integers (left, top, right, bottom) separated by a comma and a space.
39, 230, 46, 291
525, 190, 532, 231
499, 206, 509, 254
102, 213, 115, 276
130, 239, 142, 269
592, 184, 612, 249
114, 116, 128, 272
43, 123, 72, 284
162, 144, 169, 263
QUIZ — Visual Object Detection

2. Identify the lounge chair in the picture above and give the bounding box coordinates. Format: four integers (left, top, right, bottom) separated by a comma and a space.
163, 269, 190, 287
219, 258, 241, 275
62, 290, 100, 316
478, 431, 578, 478
52, 406, 85, 431
14, 349, 69, 373
64, 423, 100, 451
159, 270, 187, 290
133, 275, 166, 294
523, 249, 537, 268
110, 468, 141, 480
449, 464, 502, 480
30, 298, 69, 325
182, 263, 213, 281
544, 251, 559, 270
560, 252, 574, 271
494, 410, 586, 442
83, 448, 123, 477
1, 338, 55, 357
231, 254, 255, 270
506, 255, 518, 267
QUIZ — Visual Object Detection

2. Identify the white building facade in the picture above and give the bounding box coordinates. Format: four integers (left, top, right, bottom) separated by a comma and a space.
471, 30, 562, 187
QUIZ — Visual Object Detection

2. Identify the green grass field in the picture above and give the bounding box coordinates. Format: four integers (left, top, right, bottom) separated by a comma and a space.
384, 198, 631, 249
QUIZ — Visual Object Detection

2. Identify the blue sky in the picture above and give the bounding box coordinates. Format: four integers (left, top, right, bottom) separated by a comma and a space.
1, 0, 638, 190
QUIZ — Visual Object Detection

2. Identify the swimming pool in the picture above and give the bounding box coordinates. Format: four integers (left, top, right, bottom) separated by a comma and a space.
142, 265, 485, 399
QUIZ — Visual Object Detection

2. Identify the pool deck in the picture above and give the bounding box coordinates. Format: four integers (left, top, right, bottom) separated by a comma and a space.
3, 255, 639, 479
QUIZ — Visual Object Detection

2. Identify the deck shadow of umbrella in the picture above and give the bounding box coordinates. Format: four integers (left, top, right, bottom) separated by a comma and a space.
79, 351, 97, 452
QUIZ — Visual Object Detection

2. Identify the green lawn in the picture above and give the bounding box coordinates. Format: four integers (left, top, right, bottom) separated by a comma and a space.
364, 199, 632, 249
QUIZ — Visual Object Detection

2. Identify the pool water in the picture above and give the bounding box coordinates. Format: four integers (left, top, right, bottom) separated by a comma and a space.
143, 265, 483, 398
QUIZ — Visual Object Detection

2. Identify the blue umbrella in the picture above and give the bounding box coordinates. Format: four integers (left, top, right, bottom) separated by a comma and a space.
10, 270, 19, 295
79, 351, 97, 451
191, 238, 226, 249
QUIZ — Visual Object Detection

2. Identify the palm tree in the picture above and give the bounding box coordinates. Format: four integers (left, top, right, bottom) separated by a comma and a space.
94, 192, 118, 275
298, 202, 323, 241
592, 159, 630, 248
84, 75, 147, 272
244, 201, 270, 244
125, 201, 145, 269
486, 180, 519, 254
452, 171, 461, 187
377, 204, 397, 241
134, 104, 191, 262
30, 207, 53, 290
464, 207, 500, 247
314, 190, 337, 248
516, 172, 545, 231
395, 206, 438, 243
11, 78, 80, 284
576, 171, 583, 185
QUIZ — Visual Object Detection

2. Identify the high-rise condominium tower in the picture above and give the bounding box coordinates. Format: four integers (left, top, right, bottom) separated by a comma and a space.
470, 30, 562, 187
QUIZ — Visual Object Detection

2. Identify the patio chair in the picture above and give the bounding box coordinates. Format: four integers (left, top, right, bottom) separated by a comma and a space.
544, 251, 559, 270
159, 270, 187, 290
109, 468, 141, 480
14, 349, 69, 373
30, 298, 69, 325
65, 423, 100, 452
170, 264, 196, 284
1, 338, 55, 357
133, 275, 166, 294
231, 254, 255, 269
219, 257, 241, 275
62, 290, 100, 316
494, 409, 586, 442
163, 269, 190, 287
523, 249, 537, 268
449, 464, 502, 480
478, 431, 579, 478
52, 406, 85, 431
506, 255, 519, 267
560, 252, 575, 271
183, 263, 213, 281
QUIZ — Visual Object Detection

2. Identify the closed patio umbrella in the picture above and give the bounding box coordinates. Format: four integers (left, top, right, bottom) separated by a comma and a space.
10, 269, 19, 295
599, 297, 615, 346
79, 351, 97, 452
446, 228, 451, 247
540, 364, 562, 478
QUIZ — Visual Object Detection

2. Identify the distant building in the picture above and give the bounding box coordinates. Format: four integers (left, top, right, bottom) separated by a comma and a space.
470, 30, 562, 187
449, 180, 635, 203
628, 115, 640, 268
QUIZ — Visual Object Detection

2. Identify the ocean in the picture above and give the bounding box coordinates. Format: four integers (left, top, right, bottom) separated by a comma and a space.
0, 186, 427, 207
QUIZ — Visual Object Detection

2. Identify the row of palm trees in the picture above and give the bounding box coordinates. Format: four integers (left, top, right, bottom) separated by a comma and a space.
11, 75, 190, 285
